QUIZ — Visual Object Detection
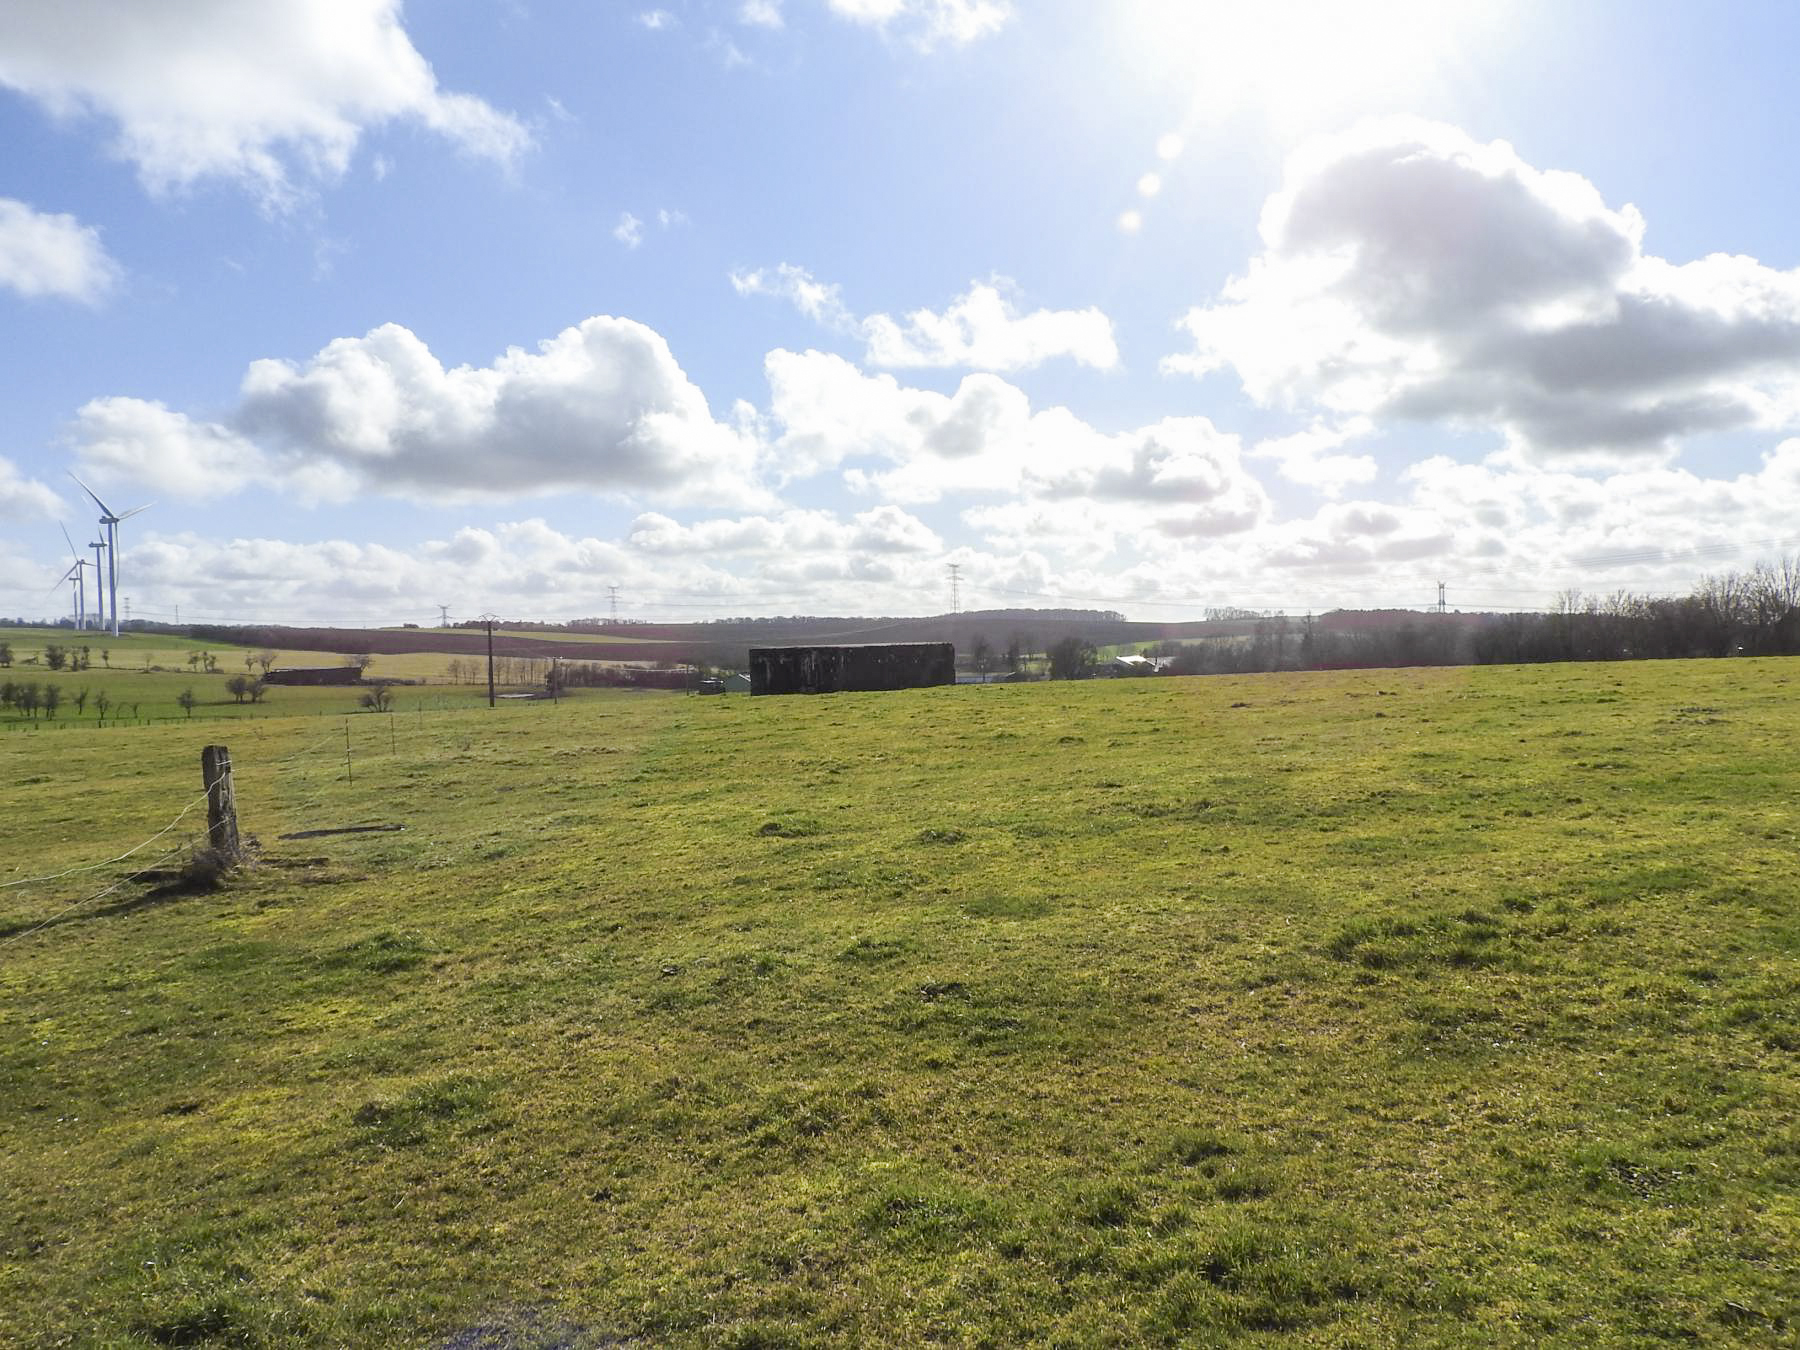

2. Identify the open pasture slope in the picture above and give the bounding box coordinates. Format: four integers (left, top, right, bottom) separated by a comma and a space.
1, 661, 1797, 1345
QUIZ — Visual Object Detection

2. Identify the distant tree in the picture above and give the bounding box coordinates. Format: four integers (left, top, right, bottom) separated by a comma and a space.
359, 685, 393, 712
44, 644, 66, 672
94, 690, 111, 722
177, 688, 197, 718
79, 645, 91, 670
0, 642, 11, 667
129, 701, 141, 720
42, 684, 60, 719
248, 678, 267, 704
1047, 636, 1096, 680
16, 683, 40, 718
344, 651, 375, 676
225, 674, 252, 703
203, 651, 219, 674
971, 636, 994, 675
99, 648, 110, 668
255, 648, 278, 674
244, 651, 257, 672
0, 680, 13, 711
73, 687, 89, 716
187, 651, 202, 671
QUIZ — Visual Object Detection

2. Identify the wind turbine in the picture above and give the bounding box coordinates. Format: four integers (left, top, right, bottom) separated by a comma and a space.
54, 560, 83, 628
69, 473, 152, 638
58, 523, 91, 629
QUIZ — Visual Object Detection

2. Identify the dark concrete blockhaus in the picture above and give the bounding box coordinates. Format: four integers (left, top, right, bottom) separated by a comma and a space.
750, 642, 955, 695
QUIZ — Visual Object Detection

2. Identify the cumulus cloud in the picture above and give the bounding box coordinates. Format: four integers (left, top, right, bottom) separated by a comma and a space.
613, 212, 644, 248
0, 198, 119, 303
93, 508, 962, 625
733, 265, 1118, 371
0, 0, 529, 206
1250, 420, 1378, 497
761, 348, 1269, 539
1166, 119, 1800, 463
627, 504, 938, 557
0, 456, 65, 521
72, 318, 769, 509
70, 397, 266, 499
825, 0, 1011, 49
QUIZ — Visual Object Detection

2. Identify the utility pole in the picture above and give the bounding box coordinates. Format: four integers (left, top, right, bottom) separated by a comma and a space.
1437, 581, 1448, 615
607, 585, 620, 624
948, 563, 961, 616
437, 603, 450, 627
483, 615, 496, 707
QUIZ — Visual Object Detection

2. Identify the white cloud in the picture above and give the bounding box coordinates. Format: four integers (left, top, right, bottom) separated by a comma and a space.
69, 397, 267, 499
1166, 119, 1800, 464
740, 0, 785, 28
626, 503, 938, 557
0, 0, 529, 206
0, 198, 119, 303
638, 10, 676, 30
825, 0, 1012, 49
0, 456, 65, 521
732, 263, 857, 330
613, 212, 644, 248
1250, 420, 1378, 497
761, 348, 1270, 539
72, 318, 770, 509
734, 265, 1118, 372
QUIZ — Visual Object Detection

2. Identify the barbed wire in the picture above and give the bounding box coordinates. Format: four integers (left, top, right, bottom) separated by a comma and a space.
0, 722, 343, 892
0, 842, 191, 951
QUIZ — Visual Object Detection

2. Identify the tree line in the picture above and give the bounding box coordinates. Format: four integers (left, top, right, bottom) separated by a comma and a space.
1036, 557, 1800, 679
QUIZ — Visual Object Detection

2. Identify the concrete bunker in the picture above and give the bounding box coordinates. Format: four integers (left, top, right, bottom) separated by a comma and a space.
749, 642, 955, 695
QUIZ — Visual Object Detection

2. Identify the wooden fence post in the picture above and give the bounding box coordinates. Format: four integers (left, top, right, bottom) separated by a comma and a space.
201, 744, 240, 860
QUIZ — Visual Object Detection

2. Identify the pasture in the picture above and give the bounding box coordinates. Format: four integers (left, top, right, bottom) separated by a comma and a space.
1, 658, 1795, 1345
0, 625, 559, 726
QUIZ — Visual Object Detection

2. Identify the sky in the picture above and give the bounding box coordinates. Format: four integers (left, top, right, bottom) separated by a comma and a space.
3, 0, 1800, 627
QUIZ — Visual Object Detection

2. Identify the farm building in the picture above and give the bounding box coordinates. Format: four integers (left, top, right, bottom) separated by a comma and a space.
750, 642, 955, 695
262, 666, 362, 686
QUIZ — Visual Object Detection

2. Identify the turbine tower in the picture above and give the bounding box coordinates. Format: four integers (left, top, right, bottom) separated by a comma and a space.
59, 523, 91, 629
89, 539, 109, 630
70, 474, 152, 638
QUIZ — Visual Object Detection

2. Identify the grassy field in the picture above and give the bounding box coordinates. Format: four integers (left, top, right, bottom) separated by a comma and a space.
1, 659, 1796, 1346
0, 626, 554, 726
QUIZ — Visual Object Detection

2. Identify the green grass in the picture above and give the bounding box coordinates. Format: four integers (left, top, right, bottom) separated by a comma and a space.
0, 625, 547, 726
2, 660, 1797, 1345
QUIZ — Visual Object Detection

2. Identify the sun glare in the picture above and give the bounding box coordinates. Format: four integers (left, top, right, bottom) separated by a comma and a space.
1126, 0, 1498, 133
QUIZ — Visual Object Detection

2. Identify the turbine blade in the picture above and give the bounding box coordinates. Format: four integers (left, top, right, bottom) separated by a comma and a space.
60, 521, 79, 557
118, 502, 155, 521
68, 471, 113, 518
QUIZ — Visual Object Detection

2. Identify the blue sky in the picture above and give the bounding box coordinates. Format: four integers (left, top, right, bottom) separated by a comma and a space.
3, 0, 1799, 626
